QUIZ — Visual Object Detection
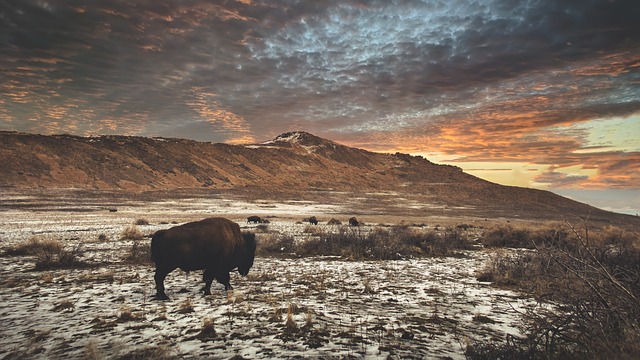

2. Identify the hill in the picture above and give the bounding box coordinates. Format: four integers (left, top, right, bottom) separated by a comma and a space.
0, 130, 636, 225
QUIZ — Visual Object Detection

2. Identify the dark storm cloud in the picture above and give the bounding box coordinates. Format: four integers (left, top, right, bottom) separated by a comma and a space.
1, 0, 639, 186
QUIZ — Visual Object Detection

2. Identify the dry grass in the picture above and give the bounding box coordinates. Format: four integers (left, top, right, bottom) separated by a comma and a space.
4, 236, 64, 256
134, 218, 150, 226
124, 240, 152, 264
257, 233, 295, 255
262, 225, 475, 260
52, 300, 75, 312
303, 225, 325, 236
113, 345, 177, 360
4, 236, 89, 270
285, 304, 299, 333
177, 298, 195, 314
480, 224, 569, 249
196, 317, 217, 341
471, 222, 640, 360
120, 225, 144, 240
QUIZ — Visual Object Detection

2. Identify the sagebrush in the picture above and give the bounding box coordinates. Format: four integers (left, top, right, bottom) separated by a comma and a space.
259, 225, 473, 260
4, 236, 88, 270
471, 222, 640, 360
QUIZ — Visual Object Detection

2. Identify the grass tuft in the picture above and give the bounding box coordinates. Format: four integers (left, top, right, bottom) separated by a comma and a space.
134, 218, 150, 226
196, 318, 217, 341
120, 225, 144, 240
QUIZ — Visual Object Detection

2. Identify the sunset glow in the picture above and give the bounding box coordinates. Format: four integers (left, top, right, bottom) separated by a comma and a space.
1, 0, 639, 213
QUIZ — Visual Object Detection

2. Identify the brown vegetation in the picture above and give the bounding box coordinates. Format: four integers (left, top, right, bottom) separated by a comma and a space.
124, 240, 152, 265
259, 225, 474, 260
120, 225, 144, 240
470, 222, 640, 360
4, 236, 88, 270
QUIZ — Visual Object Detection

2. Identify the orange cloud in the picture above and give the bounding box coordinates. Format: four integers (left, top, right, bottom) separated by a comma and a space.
186, 87, 256, 143
572, 53, 640, 77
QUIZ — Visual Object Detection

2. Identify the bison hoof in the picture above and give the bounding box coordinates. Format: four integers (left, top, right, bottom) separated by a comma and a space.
203, 290, 212, 296
153, 293, 170, 301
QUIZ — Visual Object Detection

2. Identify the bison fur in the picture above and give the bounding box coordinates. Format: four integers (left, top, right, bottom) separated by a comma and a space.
247, 216, 262, 224
151, 217, 256, 300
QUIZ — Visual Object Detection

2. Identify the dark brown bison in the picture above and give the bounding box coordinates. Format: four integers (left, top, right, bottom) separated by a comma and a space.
247, 215, 262, 224
151, 217, 256, 300
308, 216, 318, 225
349, 217, 359, 226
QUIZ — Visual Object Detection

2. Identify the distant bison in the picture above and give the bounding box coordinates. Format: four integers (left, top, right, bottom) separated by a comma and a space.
151, 217, 256, 300
349, 217, 359, 226
247, 216, 262, 224
308, 216, 318, 225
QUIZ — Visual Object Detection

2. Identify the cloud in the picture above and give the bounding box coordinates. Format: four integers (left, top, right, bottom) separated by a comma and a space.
0, 0, 639, 186
535, 169, 590, 188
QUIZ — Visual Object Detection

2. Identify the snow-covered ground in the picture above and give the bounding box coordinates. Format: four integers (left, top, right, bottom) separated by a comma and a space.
0, 191, 540, 359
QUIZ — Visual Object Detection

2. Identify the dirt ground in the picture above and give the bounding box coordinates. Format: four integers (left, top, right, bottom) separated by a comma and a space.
0, 188, 545, 359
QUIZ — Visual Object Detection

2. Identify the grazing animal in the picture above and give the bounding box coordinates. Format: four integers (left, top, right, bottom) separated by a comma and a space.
308, 216, 318, 225
349, 217, 359, 226
151, 217, 256, 300
247, 215, 262, 224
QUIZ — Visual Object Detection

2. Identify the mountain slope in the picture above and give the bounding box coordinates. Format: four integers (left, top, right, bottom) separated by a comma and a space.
0, 131, 465, 191
0, 130, 635, 224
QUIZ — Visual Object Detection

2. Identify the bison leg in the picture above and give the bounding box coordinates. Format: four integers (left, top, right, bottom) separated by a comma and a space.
215, 272, 233, 291
154, 267, 173, 300
202, 269, 215, 295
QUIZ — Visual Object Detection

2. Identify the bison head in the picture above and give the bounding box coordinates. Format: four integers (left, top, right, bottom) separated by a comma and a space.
239, 232, 257, 276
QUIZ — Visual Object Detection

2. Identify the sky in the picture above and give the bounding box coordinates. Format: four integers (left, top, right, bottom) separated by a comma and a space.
1, 0, 639, 214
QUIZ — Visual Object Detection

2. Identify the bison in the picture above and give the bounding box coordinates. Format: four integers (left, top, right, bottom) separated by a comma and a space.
150, 217, 256, 300
308, 216, 318, 225
349, 217, 359, 226
247, 215, 261, 224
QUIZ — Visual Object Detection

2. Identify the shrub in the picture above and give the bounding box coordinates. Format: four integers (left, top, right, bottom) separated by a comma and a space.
8, 236, 89, 270
481, 226, 535, 249
481, 225, 572, 250
298, 225, 472, 260
257, 225, 473, 259
4, 236, 62, 256
476, 250, 542, 288
125, 240, 152, 265
257, 233, 295, 255
303, 225, 324, 236
456, 224, 474, 230
134, 218, 150, 226
35, 245, 86, 270
120, 225, 144, 240
473, 222, 640, 359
